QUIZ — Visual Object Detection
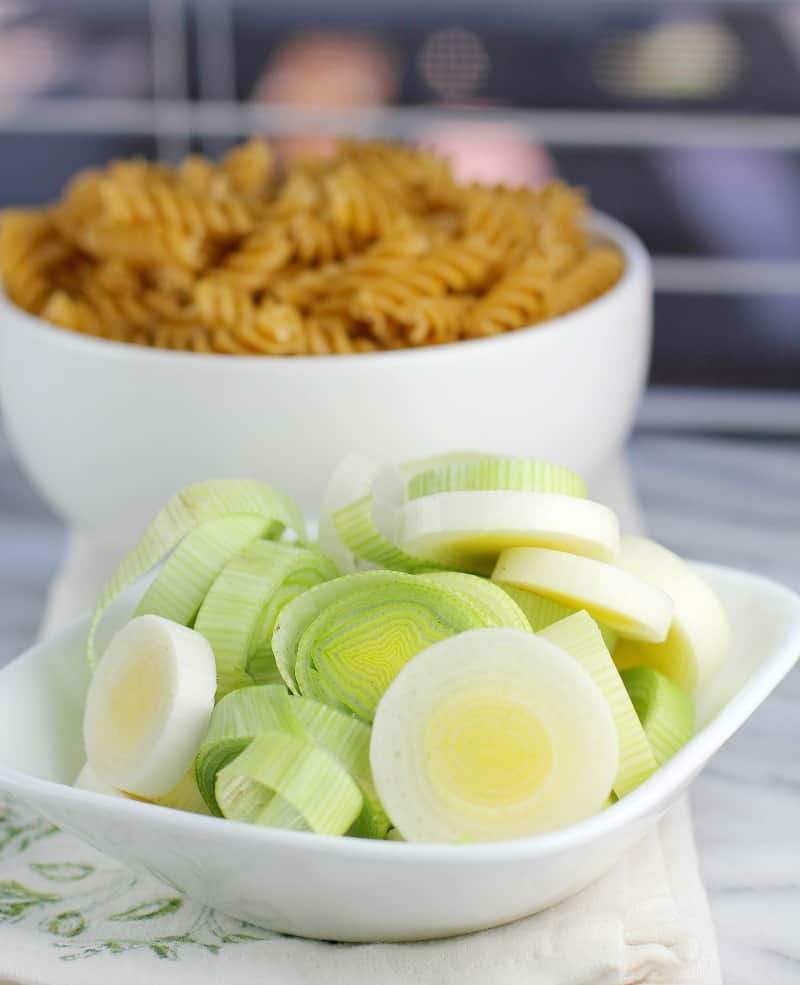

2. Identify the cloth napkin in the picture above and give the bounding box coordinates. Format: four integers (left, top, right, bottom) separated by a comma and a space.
2, 504, 722, 985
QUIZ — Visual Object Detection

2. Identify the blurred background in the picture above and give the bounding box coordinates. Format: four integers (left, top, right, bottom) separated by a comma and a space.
0, 0, 798, 398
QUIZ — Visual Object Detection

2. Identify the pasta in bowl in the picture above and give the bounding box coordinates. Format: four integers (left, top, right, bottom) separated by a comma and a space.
0, 140, 649, 526
0, 139, 624, 355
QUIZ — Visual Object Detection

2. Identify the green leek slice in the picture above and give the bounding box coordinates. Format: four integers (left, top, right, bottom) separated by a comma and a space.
284, 571, 531, 721
135, 514, 272, 626
401, 492, 620, 575
369, 627, 618, 842
88, 479, 305, 669
407, 458, 587, 500
540, 613, 658, 797
621, 667, 695, 765
195, 684, 299, 814
496, 583, 618, 652
318, 453, 382, 575
195, 684, 389, 836
194, 540, 336, 699
216, 731, 363, 835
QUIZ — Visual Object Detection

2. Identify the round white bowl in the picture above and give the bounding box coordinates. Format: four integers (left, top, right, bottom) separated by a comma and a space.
0, 214, 651, 529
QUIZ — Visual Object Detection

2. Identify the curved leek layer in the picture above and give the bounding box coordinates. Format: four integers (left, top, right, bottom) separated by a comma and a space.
332, 496, 442, 573
493, 547, 674, 643
194, 541, 336, 699
408, 459, 587, 501
498, 583, 619, 653
135, 514, 271, 627
613, 537, 731, 693
88, 479, 305, 669
540, 613, 658, 797
370, 627, 618, 843
216, 730, 363, 836
318, 453, 382, 575
195, 684, 389, 836
621, 667, 695, 765
283, 571, 532, 721
155, 768, 212, 815
400, 491, 620, 575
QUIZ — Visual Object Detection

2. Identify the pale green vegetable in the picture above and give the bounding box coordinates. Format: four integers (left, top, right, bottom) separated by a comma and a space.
88, 480, 305, 669
277, 570, 531, 721
332, 496, 441, 573
408, 458, 587, 500
621, 667, 695, 765
370, 628, 618, 842
496, 583, 618, 652
195, 685, 389, 836
135, 515, 272, 627
155, 768, 212, 815
194, 540, 336, 699
216, 731, 363, 836
540, 613, 658, 797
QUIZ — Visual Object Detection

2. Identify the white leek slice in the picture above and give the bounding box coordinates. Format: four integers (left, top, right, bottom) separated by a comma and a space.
497, 583, 619, 653
493, 547, 674, 643
400, 491, 620, 575
135, 514, 272, 627
408, 458, 587, 500
612, 537, 731, 692
74, 763, 129, 798
621, 667, 695, 765
370, 627, 617, 843
216, 731, 363, 836
88, 479, 306, 669
288, 571, 530, 721
83, 615, 217, 799
540, 613, 658, 797
194, 541, 336, 699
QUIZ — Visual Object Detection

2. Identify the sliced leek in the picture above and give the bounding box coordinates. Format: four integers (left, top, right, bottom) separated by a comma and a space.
540, 613, 657, 796
135, 514, 272, 626
493, 547, 674, 643
195, 684, 299, 815
155, 768, 212, 815
370, 628, 618, 842
318, 453, 382, 574
195, 684, 389, 836
612, 537, 731, 693
621, 667, 695, 765
194, 540, 336, 699
408, 458, 587, 500
88, 479, 305, 669
83, 615, 217, 799
74, 763, 129, 799
498, 583, 619, 652
216, 731, 363, 835
284, 571, 531, 721
400, 491, 620, 575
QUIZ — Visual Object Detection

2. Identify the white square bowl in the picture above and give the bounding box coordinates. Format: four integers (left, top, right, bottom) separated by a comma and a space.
0, 563, 798, 943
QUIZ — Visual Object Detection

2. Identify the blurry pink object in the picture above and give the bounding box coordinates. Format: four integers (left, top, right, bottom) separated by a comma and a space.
253, 33, 397, 161
421, 122, 555, 187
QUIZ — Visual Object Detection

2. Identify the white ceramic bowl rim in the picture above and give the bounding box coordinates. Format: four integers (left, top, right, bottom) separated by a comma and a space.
2, 563, 798, 864
0, 212, 647, 368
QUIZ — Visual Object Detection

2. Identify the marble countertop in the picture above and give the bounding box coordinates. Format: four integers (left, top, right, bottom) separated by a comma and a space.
1, 408, 798, 985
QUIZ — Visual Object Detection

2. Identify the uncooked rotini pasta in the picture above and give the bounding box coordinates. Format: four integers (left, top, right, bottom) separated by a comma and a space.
0, 137, 624, 355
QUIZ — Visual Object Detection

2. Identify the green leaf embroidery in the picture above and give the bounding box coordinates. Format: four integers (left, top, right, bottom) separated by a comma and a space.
48, 910, 87, 938
31, 862, 95, 882
0, 881, 60, 922
110, 897, 183, 921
